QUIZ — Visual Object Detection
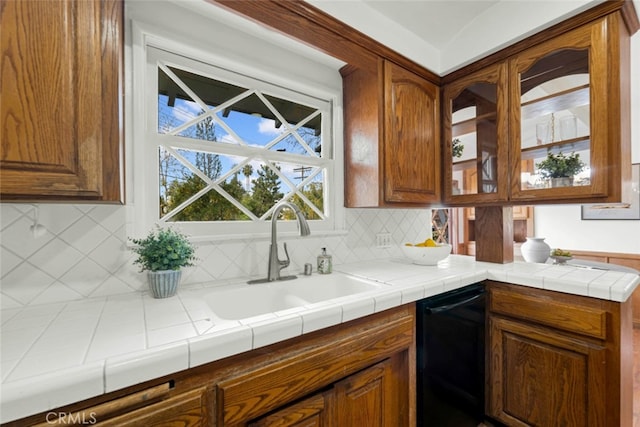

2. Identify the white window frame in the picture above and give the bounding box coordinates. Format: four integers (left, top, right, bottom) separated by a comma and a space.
129, 21, 345, 240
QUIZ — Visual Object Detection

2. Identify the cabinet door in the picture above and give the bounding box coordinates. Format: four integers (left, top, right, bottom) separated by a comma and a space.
249, 392, 333, 427
334, 358, 402, 427
0, 0, 123, 202
509, 16, 623, 203
443, 62, 508, 205
383, 61, 440, 204
488, 316, 607, 426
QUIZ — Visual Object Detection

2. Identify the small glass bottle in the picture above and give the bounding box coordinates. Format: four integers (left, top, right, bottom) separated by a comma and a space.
317, 247, 332, 274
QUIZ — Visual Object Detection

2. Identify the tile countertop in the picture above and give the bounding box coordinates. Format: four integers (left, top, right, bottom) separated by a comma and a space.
1, 255, 638, 423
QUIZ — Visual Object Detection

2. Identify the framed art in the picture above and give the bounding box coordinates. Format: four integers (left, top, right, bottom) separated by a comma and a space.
581, 163, 640, 220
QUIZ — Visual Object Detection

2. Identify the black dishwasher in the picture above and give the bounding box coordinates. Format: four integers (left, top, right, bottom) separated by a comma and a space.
417, 282, 486, 426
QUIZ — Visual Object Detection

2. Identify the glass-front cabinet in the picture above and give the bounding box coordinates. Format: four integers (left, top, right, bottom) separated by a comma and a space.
509, 18, 611, 202
443, 14, 630, 206
443, 63, 508, 204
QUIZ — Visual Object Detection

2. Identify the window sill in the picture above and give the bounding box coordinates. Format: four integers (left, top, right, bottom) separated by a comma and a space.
189, 229, 349, 244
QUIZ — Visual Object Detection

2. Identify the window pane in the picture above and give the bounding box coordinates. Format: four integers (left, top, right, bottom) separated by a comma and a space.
290, 176, 324, 220
158, 68, 208, 135
153, 57, 330, 226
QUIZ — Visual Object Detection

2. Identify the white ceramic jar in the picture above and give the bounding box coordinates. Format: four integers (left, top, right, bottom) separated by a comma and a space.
521, 237, 551, 263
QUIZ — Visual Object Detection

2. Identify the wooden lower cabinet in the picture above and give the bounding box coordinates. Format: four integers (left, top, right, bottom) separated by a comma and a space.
6, 305, 415, 427
489, 317, 606, 426
487, 281, 632, 427
248, 358, 401, 427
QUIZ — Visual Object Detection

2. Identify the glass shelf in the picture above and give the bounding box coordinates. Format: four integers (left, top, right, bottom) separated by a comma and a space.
521, 85, 589, 120
521, 136, 590, 160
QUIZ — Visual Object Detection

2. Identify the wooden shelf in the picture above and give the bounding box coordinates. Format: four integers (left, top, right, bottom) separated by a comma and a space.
452, 158, 476, 171
521, 136, 590, 160
451, 111, 496, 137
521, 84, 589, 119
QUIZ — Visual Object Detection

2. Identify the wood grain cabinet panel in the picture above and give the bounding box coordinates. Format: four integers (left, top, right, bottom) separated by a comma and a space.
487, 281, 633, 427
248, 358, 405, 427
0, 0, 123, 202
218, 307, 414, 426
248, 392, 332, 427
334, 359, 391, 427
96, 388, 208, 427
489, 316, 606, 426
343, 59, 440, 207
383, 61, 440, 205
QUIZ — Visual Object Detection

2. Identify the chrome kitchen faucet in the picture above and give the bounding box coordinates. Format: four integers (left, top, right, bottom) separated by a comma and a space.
248, 201, 310, 284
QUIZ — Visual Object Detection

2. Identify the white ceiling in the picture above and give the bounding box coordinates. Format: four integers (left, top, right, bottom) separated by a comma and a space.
307, 0, 622, 74
362, 0, 502, 51
178, 0, 638, 76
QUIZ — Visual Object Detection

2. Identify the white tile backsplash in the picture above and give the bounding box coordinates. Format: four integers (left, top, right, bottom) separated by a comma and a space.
1, 204, 432, 307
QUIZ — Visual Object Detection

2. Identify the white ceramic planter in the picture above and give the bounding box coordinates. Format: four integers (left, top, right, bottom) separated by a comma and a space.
551, 177, 573, 188
521, 237, 551, 263
147, 270, 182, 298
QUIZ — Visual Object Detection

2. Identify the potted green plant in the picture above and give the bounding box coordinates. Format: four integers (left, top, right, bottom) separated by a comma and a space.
535, 151, 586, 187
452, 138, 464, 158
130, 226, 197, 298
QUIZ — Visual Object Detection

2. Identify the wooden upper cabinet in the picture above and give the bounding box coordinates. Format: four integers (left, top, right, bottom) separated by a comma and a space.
509, 13, 630, 204
383, 61, 440, 205
343, 59, 440, 207
443, 63, 508, 205
0, 0, 123, 202
442, 8, 634, 207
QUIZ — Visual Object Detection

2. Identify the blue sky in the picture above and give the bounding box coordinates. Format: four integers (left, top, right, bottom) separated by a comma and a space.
158, 95, 323, 195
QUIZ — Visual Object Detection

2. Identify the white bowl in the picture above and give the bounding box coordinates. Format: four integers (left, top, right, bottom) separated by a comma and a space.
401, 243, 452, 265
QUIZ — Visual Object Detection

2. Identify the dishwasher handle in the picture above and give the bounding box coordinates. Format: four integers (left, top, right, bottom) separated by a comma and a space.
423, 291, 484, 314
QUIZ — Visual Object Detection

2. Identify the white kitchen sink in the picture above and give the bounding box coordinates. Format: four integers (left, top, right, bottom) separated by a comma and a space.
204, 273, 385, 320
284, 273, 384, 303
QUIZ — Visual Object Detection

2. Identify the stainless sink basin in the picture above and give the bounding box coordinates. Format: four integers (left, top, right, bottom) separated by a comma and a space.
204, 273, 384, 320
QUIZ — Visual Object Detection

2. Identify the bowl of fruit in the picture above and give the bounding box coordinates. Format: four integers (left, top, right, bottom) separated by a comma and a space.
401, 239, 452, 266
550, 248, 573, 264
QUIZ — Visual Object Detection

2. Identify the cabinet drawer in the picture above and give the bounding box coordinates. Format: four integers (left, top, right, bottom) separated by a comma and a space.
96, 387, 207, 427
489, 283, 608, 340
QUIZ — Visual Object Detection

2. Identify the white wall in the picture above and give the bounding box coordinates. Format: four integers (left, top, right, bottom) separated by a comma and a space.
0, 1, 432, 309
534, 31, 640, 255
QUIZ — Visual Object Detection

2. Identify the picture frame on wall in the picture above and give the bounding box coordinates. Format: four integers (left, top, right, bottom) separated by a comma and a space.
581, 163, 640, 220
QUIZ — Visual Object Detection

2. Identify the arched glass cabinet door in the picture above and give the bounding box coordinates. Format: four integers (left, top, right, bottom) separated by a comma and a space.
443, 63, 508, 204
509, 19, 609, 202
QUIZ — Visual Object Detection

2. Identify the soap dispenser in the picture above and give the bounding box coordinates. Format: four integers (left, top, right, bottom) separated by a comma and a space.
317, 247, 332, 274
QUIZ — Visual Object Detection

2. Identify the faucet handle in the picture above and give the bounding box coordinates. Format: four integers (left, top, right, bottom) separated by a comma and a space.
279, 242, 291, 270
